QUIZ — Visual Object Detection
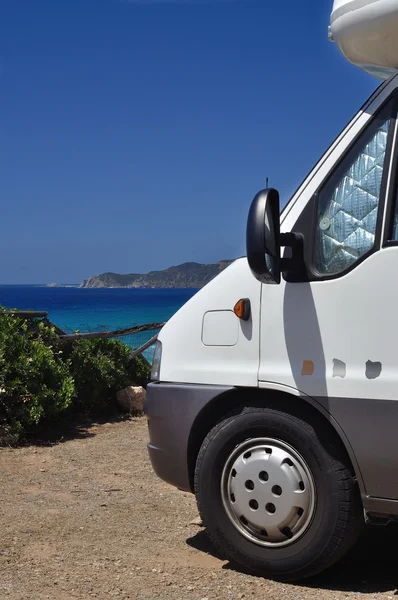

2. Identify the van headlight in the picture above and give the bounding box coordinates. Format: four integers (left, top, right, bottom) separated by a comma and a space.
151, 340, 162, 381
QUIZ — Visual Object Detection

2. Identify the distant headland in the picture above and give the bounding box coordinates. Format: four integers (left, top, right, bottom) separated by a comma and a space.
79, 260, 234, 289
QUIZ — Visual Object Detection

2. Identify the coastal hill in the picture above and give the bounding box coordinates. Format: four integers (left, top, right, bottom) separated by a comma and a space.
79, 260, 234, 289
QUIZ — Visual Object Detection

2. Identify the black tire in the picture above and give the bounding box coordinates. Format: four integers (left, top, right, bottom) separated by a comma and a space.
194, 405, 363, 582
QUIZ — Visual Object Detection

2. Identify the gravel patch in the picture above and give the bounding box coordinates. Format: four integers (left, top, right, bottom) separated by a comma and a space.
0, 416, 397, 599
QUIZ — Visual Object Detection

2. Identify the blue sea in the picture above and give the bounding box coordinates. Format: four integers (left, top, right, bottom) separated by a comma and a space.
0, 286, 198, 355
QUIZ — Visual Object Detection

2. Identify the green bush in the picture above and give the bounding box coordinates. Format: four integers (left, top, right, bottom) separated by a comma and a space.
68, 338, 151, 414
0, 313, 152, 441
0, 316, 75, 435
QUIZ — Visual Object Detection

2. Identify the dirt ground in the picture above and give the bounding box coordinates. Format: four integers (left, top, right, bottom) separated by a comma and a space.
1, 417, 398, 600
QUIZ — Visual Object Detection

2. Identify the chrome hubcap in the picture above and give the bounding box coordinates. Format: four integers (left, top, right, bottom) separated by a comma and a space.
221, 438, 316, 547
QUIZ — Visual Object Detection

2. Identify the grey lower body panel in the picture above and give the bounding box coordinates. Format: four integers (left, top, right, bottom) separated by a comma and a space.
144, 382, 233, 492
316, 396, 398, 502
145, 383, 398, 511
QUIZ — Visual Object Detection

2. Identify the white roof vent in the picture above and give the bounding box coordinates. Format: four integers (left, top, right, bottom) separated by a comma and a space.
330, 0, 398, 80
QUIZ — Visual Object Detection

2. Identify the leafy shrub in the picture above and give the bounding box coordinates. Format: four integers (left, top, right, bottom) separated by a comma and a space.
127, 355, 152, 389
68, 338, 150, 414
0, 316, 75, 434
0, 313, 152, 441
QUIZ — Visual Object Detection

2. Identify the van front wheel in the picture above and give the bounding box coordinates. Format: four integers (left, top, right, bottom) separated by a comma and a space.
194, 406, 363, 582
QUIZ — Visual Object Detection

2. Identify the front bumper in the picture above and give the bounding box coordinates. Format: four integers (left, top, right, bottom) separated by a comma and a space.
144, 382, 233, 492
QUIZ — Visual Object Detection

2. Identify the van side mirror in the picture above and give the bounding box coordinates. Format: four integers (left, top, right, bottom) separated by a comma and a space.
246, 188, 281, 284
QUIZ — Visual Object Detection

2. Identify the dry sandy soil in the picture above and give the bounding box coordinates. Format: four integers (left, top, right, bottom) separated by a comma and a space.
1, 416, 398, 600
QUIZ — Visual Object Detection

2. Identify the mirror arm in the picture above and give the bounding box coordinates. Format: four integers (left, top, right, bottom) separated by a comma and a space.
279, 232, 305, 273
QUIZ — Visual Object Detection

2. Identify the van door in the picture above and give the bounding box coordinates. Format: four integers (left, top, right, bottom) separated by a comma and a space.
258, 89, 398, 500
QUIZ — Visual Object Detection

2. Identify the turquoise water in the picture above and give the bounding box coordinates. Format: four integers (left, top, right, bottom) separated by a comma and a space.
0, 286, 198, 355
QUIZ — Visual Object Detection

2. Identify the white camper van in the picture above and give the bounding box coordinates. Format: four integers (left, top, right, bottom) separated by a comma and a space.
145, 0, 398, 581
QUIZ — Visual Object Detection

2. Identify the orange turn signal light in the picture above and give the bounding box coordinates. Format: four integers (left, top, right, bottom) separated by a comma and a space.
233, 298, 251, 321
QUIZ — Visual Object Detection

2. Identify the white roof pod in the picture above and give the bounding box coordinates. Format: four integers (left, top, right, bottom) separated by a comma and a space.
330, 0, 398, 80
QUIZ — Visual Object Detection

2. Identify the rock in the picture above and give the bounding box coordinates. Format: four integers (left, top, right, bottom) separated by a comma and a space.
116, 386, 146, 414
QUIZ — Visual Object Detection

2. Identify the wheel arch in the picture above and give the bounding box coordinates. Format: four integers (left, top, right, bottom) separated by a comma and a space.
187, 384, 365, 496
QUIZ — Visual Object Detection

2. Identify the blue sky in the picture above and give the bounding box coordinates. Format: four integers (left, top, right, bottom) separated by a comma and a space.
1, 0, 377, 283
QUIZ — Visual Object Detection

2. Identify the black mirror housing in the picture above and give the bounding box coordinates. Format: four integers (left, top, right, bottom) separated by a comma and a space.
246, 188, 281, 284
